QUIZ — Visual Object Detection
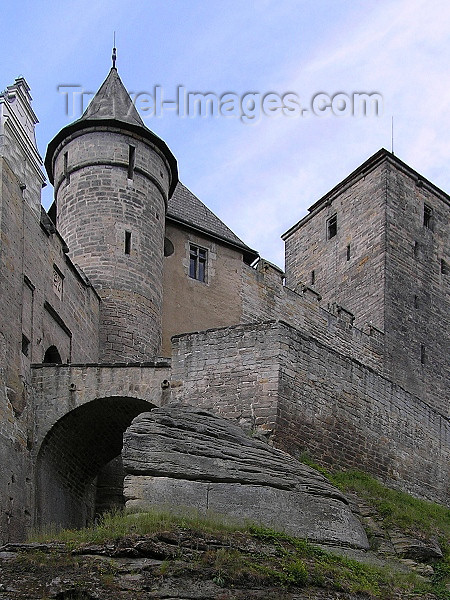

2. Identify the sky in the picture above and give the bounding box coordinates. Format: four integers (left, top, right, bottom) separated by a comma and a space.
2, 0, 450, 268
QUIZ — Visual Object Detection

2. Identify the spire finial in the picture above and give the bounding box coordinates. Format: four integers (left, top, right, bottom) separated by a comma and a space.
112, 32, 117, 69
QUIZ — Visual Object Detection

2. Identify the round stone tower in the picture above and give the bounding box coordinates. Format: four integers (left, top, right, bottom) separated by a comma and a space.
45, 67, 178, 361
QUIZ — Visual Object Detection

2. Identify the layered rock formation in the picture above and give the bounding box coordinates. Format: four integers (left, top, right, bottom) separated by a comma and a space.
122, 407, 368, 549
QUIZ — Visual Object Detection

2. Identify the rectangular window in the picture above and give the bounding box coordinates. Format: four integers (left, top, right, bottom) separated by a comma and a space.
346, 244, 351, 261
441, 259, 449, 275
413, 241, 419, 258
124, 231, 132, 255
64, 152, 69, 183
128, 145, 136, 180
423, 204, 433, 229
189, 244, 207, 282
311, 269, 315, 285
327, 214, 337, 239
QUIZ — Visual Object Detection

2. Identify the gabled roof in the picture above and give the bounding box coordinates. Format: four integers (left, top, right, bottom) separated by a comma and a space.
45, 68, 178, 195
168, 182, 258, 264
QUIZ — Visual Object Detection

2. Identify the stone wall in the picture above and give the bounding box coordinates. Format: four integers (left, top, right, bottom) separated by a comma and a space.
31, 362, 170, 530
0, 154, 99, 542
282, 159, 387, 332
241, 260, 384, 372
171, 320, 449, 505
54, 130, 170, 361
383, 163, 449, 416
171, 323, 280, 433
274, 321, 449, 505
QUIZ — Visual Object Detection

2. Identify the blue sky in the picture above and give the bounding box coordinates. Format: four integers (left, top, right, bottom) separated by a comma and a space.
2, 0, 450, 267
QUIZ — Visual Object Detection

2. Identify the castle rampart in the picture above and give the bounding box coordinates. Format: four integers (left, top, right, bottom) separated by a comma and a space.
241, 260, 384, 371
171, 320, 449, 505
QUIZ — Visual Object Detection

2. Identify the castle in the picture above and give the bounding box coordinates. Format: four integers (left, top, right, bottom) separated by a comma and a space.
0, 67, 448, 544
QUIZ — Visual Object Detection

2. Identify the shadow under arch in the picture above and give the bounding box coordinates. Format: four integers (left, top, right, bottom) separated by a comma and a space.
35, 396, 154, 531
43, 345, 62, 364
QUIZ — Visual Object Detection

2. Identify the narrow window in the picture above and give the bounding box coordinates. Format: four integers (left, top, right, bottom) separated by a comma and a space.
346, 244, 351, 261
423, 204, 433, 229
124, 231, 132, 255
21, 334, 30, 357
128, 145, 136, 180
327, 214, 337, 239
311, 270, 315, 285
64, 152, 69, 183
441, 259, 449, 275
420, 344, 426, 365
414, 295, 419, 309
413, 241, 419, 258
189, 244, 207, 282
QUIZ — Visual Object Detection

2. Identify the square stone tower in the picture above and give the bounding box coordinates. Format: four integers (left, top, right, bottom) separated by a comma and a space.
282, 149, 449, 417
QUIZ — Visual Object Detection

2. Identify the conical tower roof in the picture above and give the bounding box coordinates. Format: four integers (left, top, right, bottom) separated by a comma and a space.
45, 68, 178, 195
80, 67, 145, 127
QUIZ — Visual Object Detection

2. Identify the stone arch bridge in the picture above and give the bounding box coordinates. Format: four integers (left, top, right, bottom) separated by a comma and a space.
31, 361, 171, 530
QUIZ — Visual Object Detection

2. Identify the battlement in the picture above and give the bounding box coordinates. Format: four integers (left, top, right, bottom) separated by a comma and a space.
241, 260, 384, 372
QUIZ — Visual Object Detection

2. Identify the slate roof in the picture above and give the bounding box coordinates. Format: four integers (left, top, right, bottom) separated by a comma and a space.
45, 68, 257, 263
168, 183, 258, 264
79, 68, 145, 127
45, 68, 178, 194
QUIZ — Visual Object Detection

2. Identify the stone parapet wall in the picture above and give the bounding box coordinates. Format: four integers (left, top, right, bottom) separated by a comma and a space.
171, 320, 449, 505
274, 321, 449, 505
170, 322, 280, 433
241, 261, 384, 372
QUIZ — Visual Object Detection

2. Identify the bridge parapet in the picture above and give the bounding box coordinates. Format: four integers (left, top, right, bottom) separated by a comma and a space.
31, 361, 171, 453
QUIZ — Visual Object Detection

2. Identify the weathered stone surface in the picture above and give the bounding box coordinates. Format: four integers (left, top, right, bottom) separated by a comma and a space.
390, 531, 443, 561
123, 407, 369, 549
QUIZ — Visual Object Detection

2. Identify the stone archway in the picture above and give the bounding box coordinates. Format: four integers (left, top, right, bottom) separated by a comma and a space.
35, 396, 154, 531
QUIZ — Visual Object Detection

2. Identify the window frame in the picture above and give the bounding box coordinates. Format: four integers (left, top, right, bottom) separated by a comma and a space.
327, 214, 337, 240
423, 204, 433, 230
189, 243, 208, 283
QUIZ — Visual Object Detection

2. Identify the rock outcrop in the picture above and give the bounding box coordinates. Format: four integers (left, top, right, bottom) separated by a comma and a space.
122, 407, 368, 549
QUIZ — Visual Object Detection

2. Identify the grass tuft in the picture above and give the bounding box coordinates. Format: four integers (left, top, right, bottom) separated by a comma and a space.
299, 455, 449, 540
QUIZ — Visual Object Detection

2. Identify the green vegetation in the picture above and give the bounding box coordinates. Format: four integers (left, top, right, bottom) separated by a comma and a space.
330, 470, 450, 539
27, 465, 449, 599
299, 458, 450, 598
300, 455, 449, 540
28, 509, 448, 598
30, 508, 244, 546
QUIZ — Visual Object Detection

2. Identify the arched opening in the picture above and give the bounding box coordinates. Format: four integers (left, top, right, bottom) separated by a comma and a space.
35, 396, 154, 531
43, 345, 62, 364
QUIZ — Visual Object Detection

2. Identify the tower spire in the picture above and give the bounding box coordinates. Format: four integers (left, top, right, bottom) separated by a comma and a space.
112, 32, 117, 69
